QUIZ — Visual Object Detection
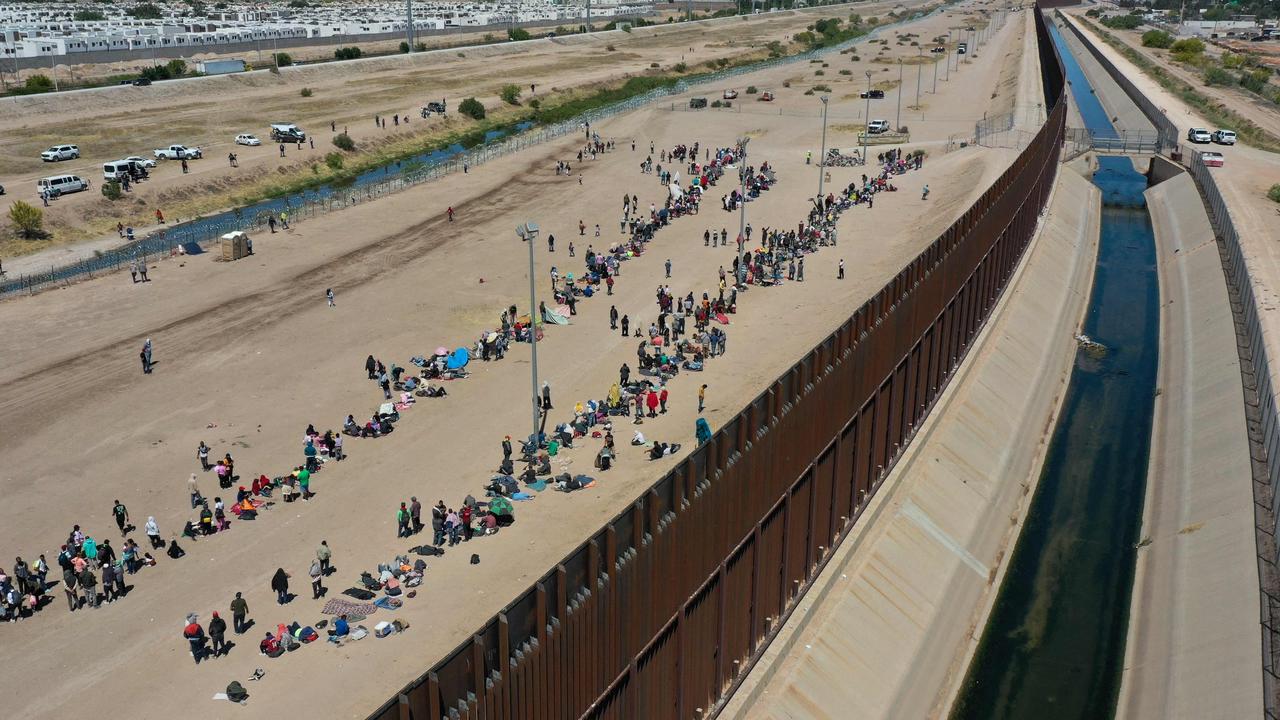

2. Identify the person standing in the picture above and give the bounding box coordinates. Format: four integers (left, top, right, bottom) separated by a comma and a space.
184, 616, 207, 664
447, 206, 454, 222
410, 497, 423, 535
138, 262, 148, 282
432, 500, 447, 546
502, 436, 513, 463
316, 541, 332, 576
112, 499, 130, 536
271, 568, 291, 605
397, 503, 410, 538
698, 384, 707, 413
197, 441, 211, 471
665, 258, 672, 278
230, 591, 249, 634
309, 559, 324, 599
838, 259, 845, 280
208, 612, 227, 657
79, 565, 98, 609
797, 257, 805, 282
461, 504, 473, 542
659, 386, 669, 414
189, 473, 202, 509
327, 288, 335, 307
610, 305, 619, 329
62, 567, 79, 611
129, 260, 139, 283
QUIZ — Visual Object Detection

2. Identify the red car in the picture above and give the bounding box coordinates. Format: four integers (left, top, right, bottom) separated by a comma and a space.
759, 91, 775, 102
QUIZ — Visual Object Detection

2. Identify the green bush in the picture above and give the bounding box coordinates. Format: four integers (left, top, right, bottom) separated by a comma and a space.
1222, 52, 1245, 68
1101, 15, 1142, 30
1141, 30, 1173, 48
8, 201, 45, 239
334, 46, 362, 60
272, 52, 293, 67
101, 181, 123, 201
1268, 184, 1280, 204
1204, 66, 1233, 86
529, 98, 540, 109
673, 62, 688, 73
839, 69, 852, 75
300, 87, 313, 97
745, 85, 758, 93
166, 58, 187, 77
332, 133, 355, 151
74, 9, 106, 20
458, 97, 486, 120
399, 41, 410, 53
508, 27, 531, 41
1241, 68, 1273, 94
1170, 38, 1204, 55
813, 84, 832, 92
500, 84, 521, 105
24, 74, 54, 92
325, 152, 344, 170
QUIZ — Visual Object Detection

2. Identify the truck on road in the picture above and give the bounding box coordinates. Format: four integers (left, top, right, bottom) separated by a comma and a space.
154, 145, 203, 160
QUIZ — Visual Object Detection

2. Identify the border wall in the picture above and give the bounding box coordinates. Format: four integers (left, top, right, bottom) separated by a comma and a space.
368, 5, 1068, 719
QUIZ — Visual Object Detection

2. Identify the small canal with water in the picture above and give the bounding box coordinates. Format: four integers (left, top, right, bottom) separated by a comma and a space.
950, 21, 1161, 720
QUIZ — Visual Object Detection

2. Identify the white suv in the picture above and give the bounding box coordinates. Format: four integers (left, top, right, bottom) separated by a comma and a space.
41, 145, 80, 162
1212, 129, 1237, 145
1186, 128, 1212, 144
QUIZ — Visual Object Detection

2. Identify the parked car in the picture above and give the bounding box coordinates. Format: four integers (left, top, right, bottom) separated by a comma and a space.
38, 174, 89, 197
235, 134, 262, 146
1212, 129, 1237, 145
132, 78, 151, 87
758, 90, 775, 102
931, 46, 946, 53
41, 145, 80, 162
867, 119, 892, 134
957, 42, 967, 54
103, 160, 136, 182
1200, 151, 1225, 167
860, 89, 885, 99
153, 145, 202, 160
123, 155, 157, 169
270, 123, 307, 142
723, 89, 738, 99
1187, 127, 1212, 143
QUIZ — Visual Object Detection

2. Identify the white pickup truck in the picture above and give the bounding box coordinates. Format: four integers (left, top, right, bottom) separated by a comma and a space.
153, 144, 203, 160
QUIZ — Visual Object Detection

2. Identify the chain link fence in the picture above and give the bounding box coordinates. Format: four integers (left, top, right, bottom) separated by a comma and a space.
1, 6, 943, 298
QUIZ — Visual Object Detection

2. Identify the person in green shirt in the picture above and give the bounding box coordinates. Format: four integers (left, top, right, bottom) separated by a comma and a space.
297, 467, 311, 501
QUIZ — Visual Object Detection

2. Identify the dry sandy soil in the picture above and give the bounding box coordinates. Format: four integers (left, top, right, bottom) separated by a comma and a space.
0, 1, 927, 261
0, 2, 1026, 718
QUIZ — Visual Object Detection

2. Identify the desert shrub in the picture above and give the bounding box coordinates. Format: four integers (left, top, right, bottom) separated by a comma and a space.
1203, 66, 1233, 86
333, 46, 362, 60
8, 201, 44, 239
508, 27, 531, 41
399, 41, 410, 53
1170, 38, 1204, 55
815, 70, 825, 76
1101, 14, 1141, 30
1141, 30, 1173, 48
25, 74, 53, 92
332, 132, 356, 151
458, 97, 486, 119
813, 84, 832, 92
166, 58, 187, 77
300, 87, 313, 97
1269, 184, 1280, 203
606, 44, 616, 51
500, 84, 521, 104
101, 181, 123, 201
650, 62, 660, 68
272, 52, 293, 67
839, 69, 852, 75
674, 62, 688, 73
1241, 68, 1273, 93
325, 152, 344, 170
746, 85, 758, 93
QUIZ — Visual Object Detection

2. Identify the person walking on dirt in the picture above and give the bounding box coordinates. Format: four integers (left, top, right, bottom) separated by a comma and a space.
838, 259, 845, 279
112, 499, 130, 536
230, 591, 249, 634
180, 158, 189, 174
447, 206, 454, 222
327, 288, 335, 307
698, 384, 707, 413
271, 568, 291, 605
309, 559, 324, 599
280, 210, 289, 229
138, 262, 148, 282
155, 209, 165, 224
228, 152, 237, 168
548, 234, 555, 252
268, 215, 277, 233
208, 612, 228, 657
141, 338, 153, 374
317, 541, 332, 576
921, 184, 930, 200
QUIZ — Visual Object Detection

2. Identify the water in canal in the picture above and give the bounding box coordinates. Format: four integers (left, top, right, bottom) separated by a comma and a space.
949, 21, 1161, 720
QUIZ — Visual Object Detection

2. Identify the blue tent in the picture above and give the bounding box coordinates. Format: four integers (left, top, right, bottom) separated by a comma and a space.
446, 347, 471, 370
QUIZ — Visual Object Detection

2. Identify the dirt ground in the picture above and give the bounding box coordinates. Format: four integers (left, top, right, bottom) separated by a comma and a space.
0, 2, 1028, 718
0, 1, 924, 259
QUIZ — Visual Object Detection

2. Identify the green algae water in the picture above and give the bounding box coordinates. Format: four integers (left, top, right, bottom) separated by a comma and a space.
949, 154, 1160, 719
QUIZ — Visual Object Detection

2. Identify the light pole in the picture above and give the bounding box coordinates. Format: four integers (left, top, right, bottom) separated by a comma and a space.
862, 71, 872, 162
945, 31, 951, 81
895, 59, 902, 130
817, 95, 829, 202
915, 48, 922, 109
736, 136, 749, 287
515, 222, 541, 448
932, 54, 938, 93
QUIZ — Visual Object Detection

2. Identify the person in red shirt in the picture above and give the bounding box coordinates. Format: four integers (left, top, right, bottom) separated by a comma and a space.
659, 387, 669, 414
183, 617, 207, 664
461, 505, 473, 542
646, 389, 659, 418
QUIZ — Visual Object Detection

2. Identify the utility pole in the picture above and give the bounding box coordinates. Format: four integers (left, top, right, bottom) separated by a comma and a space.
945, 31, 951, 81
817, 95, 829, 201
406, 0, 414, 51
736, 137, 749, 288
932, 55, 938, 93
862, 71, 872, 161
895, 59, 902, 130
515, 222, 541, 453
915, 48, 922, 109
50, 49, 58, 91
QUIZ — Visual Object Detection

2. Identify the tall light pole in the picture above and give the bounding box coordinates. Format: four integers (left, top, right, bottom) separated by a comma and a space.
915, 48, 922, 109
406, 0, 414, 51
862, 71, 872, 162
945, 30, 951, 81
932, 54, 938, 93
515, 222, 541, 448
817, 95, 829, 202
735, 136, 750, 287
895, 59, 902, 130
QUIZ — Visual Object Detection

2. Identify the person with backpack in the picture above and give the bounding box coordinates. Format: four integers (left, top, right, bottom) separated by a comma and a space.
396, 503, 411, 538
112, 499, 130, 536
208, 611, 227, 657
432, 501, 446, 546
184, 616, 207, 664
309, 559, 324, 599
270, 568, 291, 605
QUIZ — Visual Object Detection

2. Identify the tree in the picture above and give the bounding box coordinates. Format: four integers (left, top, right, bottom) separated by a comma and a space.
73, 9, 106, 21
8, 201, 45, 239
166, 58, 187, 77
458, 97, 485, 120
399, 41, 410, 53
334, 46, 362, 60
508, 27, 531, 41
499, 84, 522, 104
325, 152, 344, 170
1170, 38, 1204, 54
332, 133, 355, 151
129, 3, 164, 20
1141, 30, 1174, 48
102, 181, 123, 201
272, 52, 292, 67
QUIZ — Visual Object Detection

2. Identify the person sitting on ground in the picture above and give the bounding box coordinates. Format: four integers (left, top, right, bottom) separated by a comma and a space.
328, 614, 350, 643
631, 430, 646, 446
343, 415, 360, 436
182, 520, 200, 542
167, 536, 186, 559
260, 631, 284, 658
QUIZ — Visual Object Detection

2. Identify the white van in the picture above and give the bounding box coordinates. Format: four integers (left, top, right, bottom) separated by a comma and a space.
103, 160, 135, 182
38, 174, 90, 197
